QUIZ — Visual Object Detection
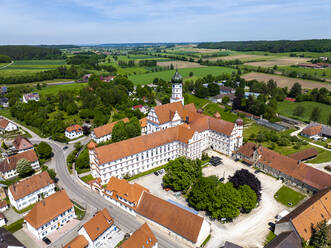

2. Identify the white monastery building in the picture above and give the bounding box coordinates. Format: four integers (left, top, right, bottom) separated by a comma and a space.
8, 171, 55, 210
24, 190, 75, 239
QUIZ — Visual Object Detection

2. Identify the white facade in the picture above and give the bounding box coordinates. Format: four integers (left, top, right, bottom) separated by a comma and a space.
0, 217, 6, 227
0, 121, 18, 133
90, 121, 243, 184
22, 93, 40, 103
65, 130, 83, 140
170, 83, 184, 105
196, 220, 211, 247
8, 183, 55, 210
0, 205, 8, 212
2, 160, 40, 180
78, 222, 119, 248
26, 206, 75, 239
91, 132, 111, 144
147, 109, 182, 134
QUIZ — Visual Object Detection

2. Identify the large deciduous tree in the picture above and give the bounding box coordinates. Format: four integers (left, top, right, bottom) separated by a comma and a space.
36, 141, 52, 160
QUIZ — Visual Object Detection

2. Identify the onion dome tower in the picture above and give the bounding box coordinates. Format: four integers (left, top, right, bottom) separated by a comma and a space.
170, 69, 184, 105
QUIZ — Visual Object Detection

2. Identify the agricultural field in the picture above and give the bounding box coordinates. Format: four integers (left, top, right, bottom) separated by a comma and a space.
157, 61, 204, 68
278, 66, 331, 79
128, 66, 236, 85
241, 72, 331, 90
208, 54, 266, 62
0, 60, 66, 77
277, 101, 331, 125
244, 57, 309, 67
34, 82, 87, 95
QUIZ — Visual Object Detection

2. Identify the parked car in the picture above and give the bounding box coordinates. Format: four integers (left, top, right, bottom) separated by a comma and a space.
42, 237, 51, 245
154, 171, 159, 176
63, 146, 69, 150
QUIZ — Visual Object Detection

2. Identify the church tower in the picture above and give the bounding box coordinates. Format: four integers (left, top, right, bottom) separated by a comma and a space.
170, 69, 184, 105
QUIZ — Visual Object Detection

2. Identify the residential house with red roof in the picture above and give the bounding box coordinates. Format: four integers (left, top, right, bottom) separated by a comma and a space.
0, 118, 18, 133
77, 208, 122, 248
12, 136, 34, 153
24, 190, 74, 239
132, 105, 147, 114
0, 149, 40, 179
65, 124, 83, 140
8, 171, 55, 210
91, 118, 129, 144
120, 223, 158, 248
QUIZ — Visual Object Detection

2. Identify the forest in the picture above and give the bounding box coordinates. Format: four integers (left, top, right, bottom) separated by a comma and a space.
198, 39, 331, 53
0, 45, 63, 60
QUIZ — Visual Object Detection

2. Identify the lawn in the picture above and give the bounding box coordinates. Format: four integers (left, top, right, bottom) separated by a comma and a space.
35, 82, 87, 95
278, 66, 331, 79
184, 94, 239, 122
264, 231, 276, 246
128, 66, 236, 85
278, 101, 331, 125
0, 59, 66, 77
80, 174, 94, 183
274, 186, 306, 207
73, 204, 86, 220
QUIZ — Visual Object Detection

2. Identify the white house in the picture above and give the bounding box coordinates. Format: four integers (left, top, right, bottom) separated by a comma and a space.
24, 190, 75, 239
78, 208, 121, 248
91, 118, 129, 144
0, 149, 40, 179
8, 171, 55, 210
0, 213, 6, 227
120, 223, 158, 248
22, 93, 40, 103
65, 124, 83, 140
0, 118, 18, 133
103, 177, 149, 216
0, 200, 8, 212
132, 105, 148, 114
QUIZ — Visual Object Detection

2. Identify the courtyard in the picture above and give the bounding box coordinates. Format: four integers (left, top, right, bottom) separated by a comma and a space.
133, 149, 301, 247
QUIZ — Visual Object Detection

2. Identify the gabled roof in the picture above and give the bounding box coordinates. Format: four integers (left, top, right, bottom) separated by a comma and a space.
64, 235, 88, 248
301, 124, 322, 136
264, 231, 302, 248
13, 136, 33, 151
237, 143, 331, 191
0, 149, 38, 173
82, 208, 114, 241
136, 192, 204, 243
106, 177, 148, 207
0, 119, 9, 129
24, 190, 73, 229
288, 148, 318, 161
278, 187, 331, 240
93, 118, 129, 138
0, 200, 7, 209
9, 171, 53, 201
120, 223, 157, 248
66, 124, 82, 133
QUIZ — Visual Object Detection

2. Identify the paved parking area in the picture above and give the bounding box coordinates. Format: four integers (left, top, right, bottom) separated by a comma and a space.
134, 150, 294, 248
14, 229, 39, 248
4, 208, 23, 225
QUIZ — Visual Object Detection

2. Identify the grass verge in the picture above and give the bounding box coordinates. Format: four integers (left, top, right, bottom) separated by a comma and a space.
13, 204, 35, 214
274, 186, 306, 207
264, 231, 276, 246
128, 165, 166, 181
4, 218, 24, 233
201, 234, 211, 247
80, 174, 94, 183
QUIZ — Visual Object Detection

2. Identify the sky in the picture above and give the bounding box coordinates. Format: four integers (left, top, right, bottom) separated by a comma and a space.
0, 0, 330, 45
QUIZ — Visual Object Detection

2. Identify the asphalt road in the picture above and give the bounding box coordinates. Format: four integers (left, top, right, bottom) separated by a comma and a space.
7, 119, 183, 248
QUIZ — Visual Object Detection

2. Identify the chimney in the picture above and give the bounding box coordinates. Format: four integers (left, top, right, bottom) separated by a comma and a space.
185, 116, 189, 124
297, 160, 301, 166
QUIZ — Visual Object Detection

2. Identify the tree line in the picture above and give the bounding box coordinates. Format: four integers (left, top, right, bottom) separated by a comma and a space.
0, 46, 63, 60
198, 39, 331, 53
0, 55, 11, 63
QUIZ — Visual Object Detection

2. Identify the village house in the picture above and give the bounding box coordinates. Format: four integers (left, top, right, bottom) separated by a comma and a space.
91, 118, 129, 144
65, 124, 83, 140
301, 122, 331, 139
120, 223, 158, 248
236, 142, 331, 193
0, 86, 7, 94
0, 213, 6, 227
219, 85, 235, 95
22, 93, 40, 103
12, 136, 34, 153
77, 208, 121, 248
8, 171, 55, 210
0, 97, 9, 107
103, 177, 149, 215
275, 187, 331, 241
64, 235, 88, 248
24, 190, 75, 239
264, 231, 302, 248
132, 105, 148, 114
0, 200, 8, 212
0, 149, 40, 179
0, 118, 18, 133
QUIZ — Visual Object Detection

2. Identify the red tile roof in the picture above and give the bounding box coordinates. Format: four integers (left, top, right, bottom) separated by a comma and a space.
0, 200, 7, 209
137, 192, 204, 243
12, 136, 33, 151
288, 148, 318, 161
93, 118, 129, 138
66, 124, 82, 133
64, 235, 88, 248
301, 125, 322, 136
278, 187, 331, 240
83, 208, 114, 241
120, 223, 157, 248
0, 119, 9, 129
0, 149, 38, 173
24, 190, 73, 229
9, 171, 53, 200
